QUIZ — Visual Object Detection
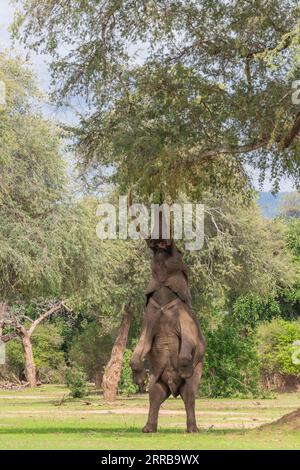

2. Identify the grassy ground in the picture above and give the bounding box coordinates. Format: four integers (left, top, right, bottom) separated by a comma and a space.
0, 385, 299, 449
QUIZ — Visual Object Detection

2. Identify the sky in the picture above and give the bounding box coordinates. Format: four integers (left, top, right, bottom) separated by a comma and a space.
0, 0, 295, 192
0, 0, 50, 88
0, 0, 79, 123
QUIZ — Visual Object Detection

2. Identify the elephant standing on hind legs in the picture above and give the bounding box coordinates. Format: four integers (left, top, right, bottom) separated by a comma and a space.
130, 237, 206, 433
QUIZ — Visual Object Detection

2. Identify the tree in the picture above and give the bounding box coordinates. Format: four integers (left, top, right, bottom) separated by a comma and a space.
5, 323, 66, 384
14, 0, 300, 196
101, 310, 133, 401
185, 197, 298, 397
0, 301, 68, 387
0, 53, 151, 397
11, 2, 300, 413
187, 195, 295, 315
0, 53, 68, 302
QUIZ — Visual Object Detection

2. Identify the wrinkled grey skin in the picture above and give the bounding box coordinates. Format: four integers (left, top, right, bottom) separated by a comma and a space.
130, 240, 206, 433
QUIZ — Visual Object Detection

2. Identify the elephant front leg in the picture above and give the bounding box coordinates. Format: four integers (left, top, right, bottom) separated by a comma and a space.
178, 334, 194, 379
130, 359, 147, 387
130, 307, 160, 386
130, 332, 152, 386
143, 379, 170, 433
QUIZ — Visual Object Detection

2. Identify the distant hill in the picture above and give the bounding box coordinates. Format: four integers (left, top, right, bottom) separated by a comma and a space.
258, 192, 288, 218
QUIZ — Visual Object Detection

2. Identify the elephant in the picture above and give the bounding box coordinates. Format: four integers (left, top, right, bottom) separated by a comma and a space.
130, 238, 206, 433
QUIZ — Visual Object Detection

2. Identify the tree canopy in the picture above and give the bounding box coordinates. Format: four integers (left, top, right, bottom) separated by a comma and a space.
0, 53, 68, 300
14, 0, 300, 197
0, 53, 148, 321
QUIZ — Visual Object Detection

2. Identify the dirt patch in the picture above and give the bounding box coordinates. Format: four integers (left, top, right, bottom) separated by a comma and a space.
260, 407, 300, 431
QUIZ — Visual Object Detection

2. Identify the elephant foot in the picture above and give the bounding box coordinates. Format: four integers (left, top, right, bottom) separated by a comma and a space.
178, 357, 193, 379
142, 423, 157, 433
186, 424, 199, 433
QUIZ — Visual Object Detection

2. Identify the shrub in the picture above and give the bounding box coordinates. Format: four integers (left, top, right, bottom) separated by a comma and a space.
232, 294, 281, 331
69, 321, 114, 384
257, 318, 300, 379
5, 339, 24, 380
32, 324, 65, 383
200, 314, 262, 398
119, 349, 138, 396
65, 365, 88, 398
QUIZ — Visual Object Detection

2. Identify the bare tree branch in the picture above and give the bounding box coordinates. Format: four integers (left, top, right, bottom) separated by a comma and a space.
180, 137, 270, 167
1, 301, 71, 340
28, 302, 64, 337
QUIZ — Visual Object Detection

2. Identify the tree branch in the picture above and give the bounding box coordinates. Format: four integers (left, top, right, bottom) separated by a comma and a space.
183, 137, 270, 166
28, 302, 64, 337
283, 111, 300, 149
0, 332, 18, 343
180, 108, 300, 168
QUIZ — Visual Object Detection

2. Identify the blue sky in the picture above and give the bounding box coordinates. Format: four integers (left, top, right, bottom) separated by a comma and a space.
0, 0, 295, 192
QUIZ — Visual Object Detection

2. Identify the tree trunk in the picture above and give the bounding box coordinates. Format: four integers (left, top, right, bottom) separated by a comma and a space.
94, 370, 102, 390
21, 332, 37, 387
102, 310, 133, 401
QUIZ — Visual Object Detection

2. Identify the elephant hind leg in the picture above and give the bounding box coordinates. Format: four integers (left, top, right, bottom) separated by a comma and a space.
180, 362, 203, 433
143, 379, 170, 433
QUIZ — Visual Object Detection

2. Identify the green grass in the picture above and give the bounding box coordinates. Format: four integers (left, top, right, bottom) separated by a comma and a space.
0, 385, 299, 449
